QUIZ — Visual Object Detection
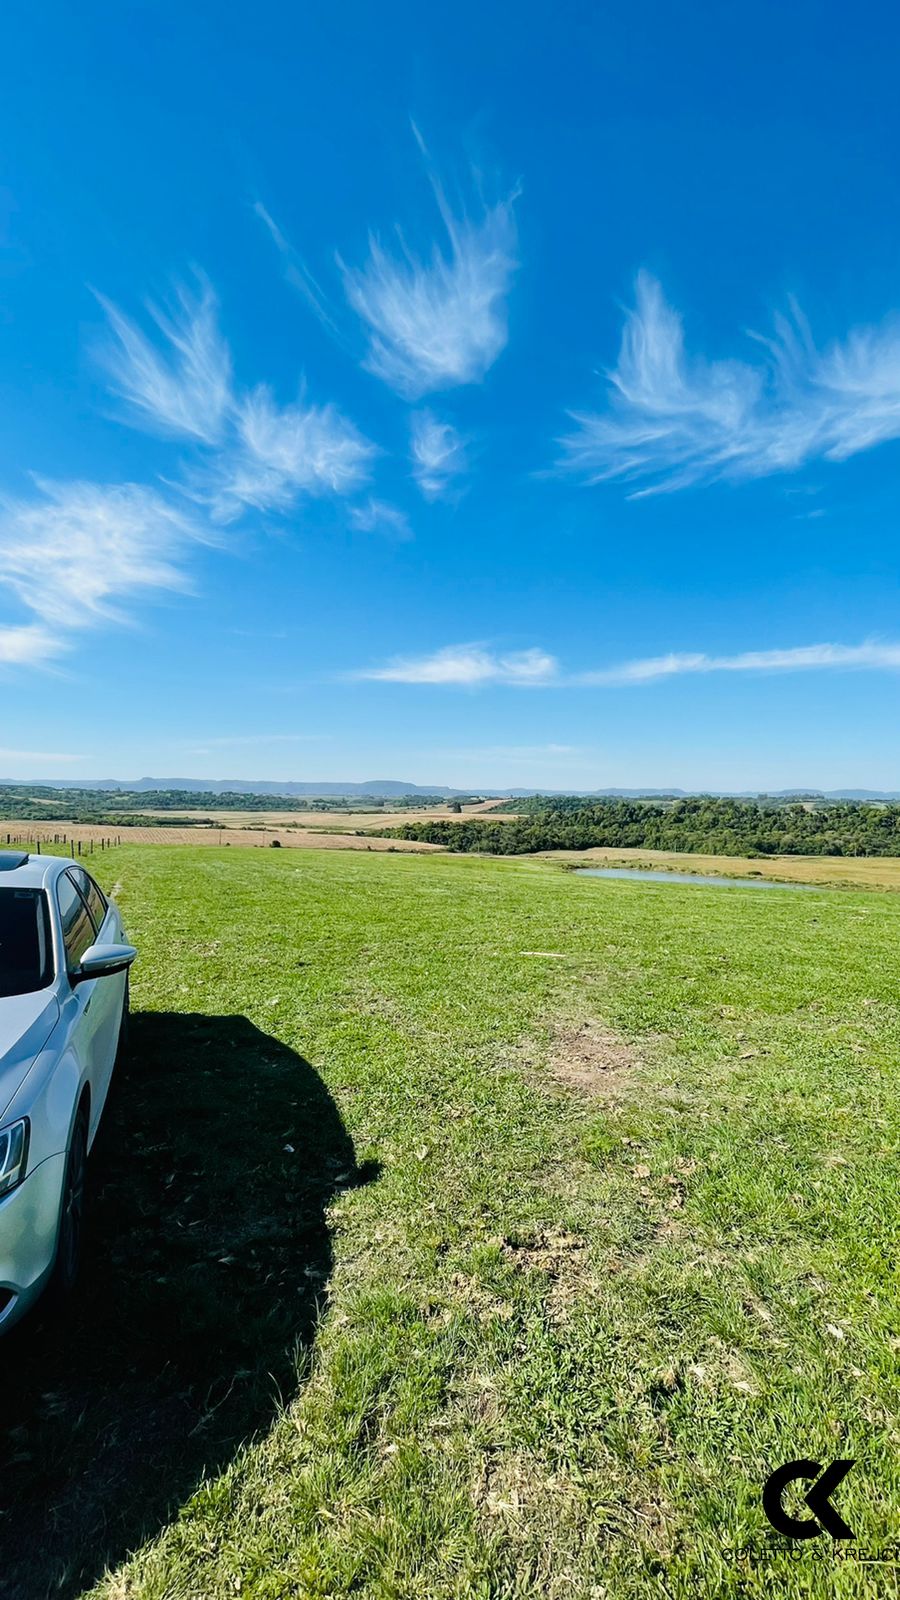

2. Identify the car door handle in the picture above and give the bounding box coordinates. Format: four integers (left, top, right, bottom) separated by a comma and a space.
83, 997, 92, 1014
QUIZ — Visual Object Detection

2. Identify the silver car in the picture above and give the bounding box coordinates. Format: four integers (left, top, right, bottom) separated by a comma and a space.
0, 850, 136, 1331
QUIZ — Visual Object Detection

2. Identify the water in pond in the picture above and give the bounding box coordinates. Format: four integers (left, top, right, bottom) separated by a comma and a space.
575, 867, 818, 891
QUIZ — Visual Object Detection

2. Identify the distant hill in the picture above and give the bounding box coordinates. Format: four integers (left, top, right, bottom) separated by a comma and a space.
0, 777, 460, 799
3, 777, 900, 801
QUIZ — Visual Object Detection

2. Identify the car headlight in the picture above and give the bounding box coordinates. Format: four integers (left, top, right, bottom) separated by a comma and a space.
0, 1120, 29, 1198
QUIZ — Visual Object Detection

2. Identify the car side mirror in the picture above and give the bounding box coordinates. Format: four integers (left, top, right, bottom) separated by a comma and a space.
73, 942, 138, 984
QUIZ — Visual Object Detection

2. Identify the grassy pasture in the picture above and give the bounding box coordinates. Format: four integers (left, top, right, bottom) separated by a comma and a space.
2, 845, 899, 1598
10, 817, 900, 893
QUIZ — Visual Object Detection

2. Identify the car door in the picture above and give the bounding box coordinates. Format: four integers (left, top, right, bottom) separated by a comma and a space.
55, 871, 109, 1145
66, 867, 124, 1123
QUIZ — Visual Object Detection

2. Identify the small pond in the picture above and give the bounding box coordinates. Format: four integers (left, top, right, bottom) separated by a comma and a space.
574, 867, 818, 891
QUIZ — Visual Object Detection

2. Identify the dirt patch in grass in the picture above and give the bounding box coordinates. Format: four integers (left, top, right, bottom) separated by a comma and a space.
501, 1227, 593, 1320
546, 1019, 644, 1097
471, 1443, 675, 1577
500, 1226, 588, 1276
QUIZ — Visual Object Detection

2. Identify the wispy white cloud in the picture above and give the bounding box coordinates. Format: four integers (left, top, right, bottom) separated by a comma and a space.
444, 742, 586, 761
10, 277, 370, 666
410, 410, 468, 497
354, 643, 559, 685
253, 202, 339, 334
561, 271, 900, 494
0, 479, 202, 665
96, 273, 233, 445
0, 623, 60, 666
341, 146, 518, 397
202, 386, 375, 521
579, 640, 900, 684
0, 748, 83, 764
178, 732, 329, 753
348, 498, 413, 540
98, 277, 375, 523
355, 637, 900, 688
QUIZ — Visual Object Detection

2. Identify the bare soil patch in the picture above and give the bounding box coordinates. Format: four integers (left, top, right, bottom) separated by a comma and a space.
546, 1019, 644, 1096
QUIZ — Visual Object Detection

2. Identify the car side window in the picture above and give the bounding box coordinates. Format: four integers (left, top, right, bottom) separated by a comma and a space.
56, 872, 96, 972
71, 866, 108, 931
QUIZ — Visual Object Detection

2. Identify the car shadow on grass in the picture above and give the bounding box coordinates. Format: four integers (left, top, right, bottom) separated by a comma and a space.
0, 1011, 376, 1600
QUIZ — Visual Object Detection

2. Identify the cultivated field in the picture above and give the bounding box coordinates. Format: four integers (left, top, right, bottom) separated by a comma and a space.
0, 800, 514, 853
2, 846, 898, 1598
0, 819, 443, 851
136, 799, 516, 829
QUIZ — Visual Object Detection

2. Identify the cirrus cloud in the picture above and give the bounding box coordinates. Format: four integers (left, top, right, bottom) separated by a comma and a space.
354, 643, 559, 686
96, 273, 233, 446
354, 637, 900, 689
410, 410, 468, 498
579, 639, 900, 684
98, 276, 375, 523
348, 498, 413, 540
561, 271, 900, 495
202, 385, 375, 522
0, 479, 203, 666
341, 142, 518, 398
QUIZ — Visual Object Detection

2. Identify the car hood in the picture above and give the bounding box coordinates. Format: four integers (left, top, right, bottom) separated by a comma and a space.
0, 992, 60, 1121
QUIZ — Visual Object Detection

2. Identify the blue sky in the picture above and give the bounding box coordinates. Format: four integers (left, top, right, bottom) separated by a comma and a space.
3, 0, 900, 790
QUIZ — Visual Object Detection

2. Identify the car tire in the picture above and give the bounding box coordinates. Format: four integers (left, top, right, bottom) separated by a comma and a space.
49, 1105, 89, 1302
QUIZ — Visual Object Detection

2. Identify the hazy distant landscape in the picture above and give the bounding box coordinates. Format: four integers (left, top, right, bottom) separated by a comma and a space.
5, 775, 900, 800
0, 781, 475, 827
7, 783, 900, 893
7, 781, 900, 860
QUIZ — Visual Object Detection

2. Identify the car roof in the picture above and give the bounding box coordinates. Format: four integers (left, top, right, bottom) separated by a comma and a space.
0, 851, 81, 890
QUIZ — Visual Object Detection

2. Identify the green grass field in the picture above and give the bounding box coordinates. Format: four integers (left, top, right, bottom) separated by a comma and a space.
3, 845, 899, 1599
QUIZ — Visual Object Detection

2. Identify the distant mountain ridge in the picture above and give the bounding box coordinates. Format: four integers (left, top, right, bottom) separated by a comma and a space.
4, 777, 900, 801
1, 777, 456, 798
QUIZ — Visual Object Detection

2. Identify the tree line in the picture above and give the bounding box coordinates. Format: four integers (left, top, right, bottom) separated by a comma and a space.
0, 784, 459, 823
379, 796, 900, 857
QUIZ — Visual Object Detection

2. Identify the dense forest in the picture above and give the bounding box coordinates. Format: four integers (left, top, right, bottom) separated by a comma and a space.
380, 796, 900, 857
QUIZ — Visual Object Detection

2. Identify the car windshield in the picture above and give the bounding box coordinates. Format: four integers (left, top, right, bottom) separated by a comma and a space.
0, 888, 53, 998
